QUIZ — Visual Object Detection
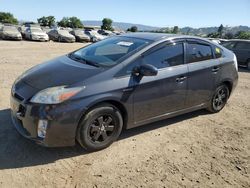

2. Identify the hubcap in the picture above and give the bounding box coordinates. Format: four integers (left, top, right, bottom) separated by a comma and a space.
213, 87, 228, 110
88, 115, 115, 143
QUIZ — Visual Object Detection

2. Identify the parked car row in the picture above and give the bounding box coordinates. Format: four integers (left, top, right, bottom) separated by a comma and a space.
0, 23, 122, 43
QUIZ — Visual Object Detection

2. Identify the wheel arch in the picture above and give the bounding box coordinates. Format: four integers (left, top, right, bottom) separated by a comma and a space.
75, 98, 128, 141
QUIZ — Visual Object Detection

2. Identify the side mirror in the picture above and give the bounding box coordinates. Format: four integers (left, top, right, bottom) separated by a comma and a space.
133, 64, 158, 77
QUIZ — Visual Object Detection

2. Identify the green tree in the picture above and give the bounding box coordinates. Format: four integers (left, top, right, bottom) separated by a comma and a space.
129, 26, 138, 32
218, 24, 224, 38
0, 12, 18, 24
235, 31, 250, 39
207, 32, 220, 38
101, 18, 113, 31
37, 16, 55, 27
224, 32, 234, 39
172, 26, 179, 34
57, 17, 83, 28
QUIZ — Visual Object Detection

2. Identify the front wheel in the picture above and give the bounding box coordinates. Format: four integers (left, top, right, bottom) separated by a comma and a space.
207, 84, 229, 113
77, 104, 123, 151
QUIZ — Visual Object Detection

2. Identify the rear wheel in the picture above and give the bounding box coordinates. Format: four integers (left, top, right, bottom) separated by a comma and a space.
77, 103, 123, 151
247, 60, 250, 71
207, 84, 229, 113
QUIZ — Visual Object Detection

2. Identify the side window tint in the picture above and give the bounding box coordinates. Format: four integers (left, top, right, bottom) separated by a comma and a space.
143, 43, 184, 69
187, 43, 213, 63
235, 42, 250, 50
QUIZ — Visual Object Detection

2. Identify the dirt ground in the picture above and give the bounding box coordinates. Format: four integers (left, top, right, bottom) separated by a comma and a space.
0, 40, 249, 188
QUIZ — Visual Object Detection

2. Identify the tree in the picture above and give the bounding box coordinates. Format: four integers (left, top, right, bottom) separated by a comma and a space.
207, 32, 220, 38
224, 32, 234, 39
0, 12, 18, 24
218, 24, 224, 38
235, 31, 250, 40
37, 16, 55, 27
57, 17, 83, 28
172, 26, 179, 34
101, 18, 113, 31
128, 26, 138, 32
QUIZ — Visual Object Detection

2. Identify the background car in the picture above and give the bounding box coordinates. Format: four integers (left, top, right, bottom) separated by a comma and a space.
48, 29, 75, 43
222, 40, 250, 70
0, 25, 22, 40
70, 29, 91, 42
84, 30, 107, 42
24, 27, 49, 41
98, 29, 115, 36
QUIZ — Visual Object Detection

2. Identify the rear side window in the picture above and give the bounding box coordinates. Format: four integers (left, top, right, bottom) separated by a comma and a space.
143, 43, 184, 69
187, 43, 213, 63
235, 42, 250, 50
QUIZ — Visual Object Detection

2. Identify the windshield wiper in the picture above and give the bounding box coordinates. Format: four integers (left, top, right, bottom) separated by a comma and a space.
68, 53, 100, 68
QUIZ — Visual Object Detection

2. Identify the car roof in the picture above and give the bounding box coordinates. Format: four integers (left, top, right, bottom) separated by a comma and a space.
121, 32, 177, 41
120, 32, 213, 43
224, 39, 250, 43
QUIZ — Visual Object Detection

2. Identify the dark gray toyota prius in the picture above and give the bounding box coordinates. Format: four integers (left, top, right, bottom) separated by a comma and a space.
10, 33, 238, 151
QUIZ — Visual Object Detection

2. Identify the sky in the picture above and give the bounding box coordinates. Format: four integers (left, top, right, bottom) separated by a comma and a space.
0, 0, 249, 28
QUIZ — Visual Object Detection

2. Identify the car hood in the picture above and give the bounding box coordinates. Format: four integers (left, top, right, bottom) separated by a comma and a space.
59, 33, 74, 38
4, 31, 20, 36
31, 32, 47, 36
21, 55, 103, 90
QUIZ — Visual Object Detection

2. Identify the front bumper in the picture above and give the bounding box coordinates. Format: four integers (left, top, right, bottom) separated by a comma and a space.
31, 35, 49, 41
3, 35, 22, 40
10, 93, 81, 147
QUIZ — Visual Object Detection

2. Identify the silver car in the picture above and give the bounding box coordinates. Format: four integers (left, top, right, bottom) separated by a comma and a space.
0, 25, 22, 40
85, 30, 107, 42
25, 27, 49, 41
48, 29, 75, 43
70, 29, 91, 42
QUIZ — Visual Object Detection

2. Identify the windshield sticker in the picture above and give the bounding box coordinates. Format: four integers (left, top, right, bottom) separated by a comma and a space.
117, 41, 134, 46
215, 47, 221, 54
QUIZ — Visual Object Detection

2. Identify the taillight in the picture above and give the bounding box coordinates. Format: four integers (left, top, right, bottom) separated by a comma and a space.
233, 53, 238, 71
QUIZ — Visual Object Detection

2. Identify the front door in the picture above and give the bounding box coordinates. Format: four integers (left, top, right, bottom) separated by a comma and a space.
131, 41, 188, 124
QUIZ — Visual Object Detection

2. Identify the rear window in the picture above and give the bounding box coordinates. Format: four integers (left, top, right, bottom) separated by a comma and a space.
187, 43, 213, 63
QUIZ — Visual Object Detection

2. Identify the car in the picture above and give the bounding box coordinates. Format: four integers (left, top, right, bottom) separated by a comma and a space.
10, 33, 238, 151
98, 29, 115, 36
25, 27, 49, 41
222, 40, 250, 70
70, 29, 91, 42
48, 29, 75, 43
84, 30, 107, 42
0, 25, 22, 40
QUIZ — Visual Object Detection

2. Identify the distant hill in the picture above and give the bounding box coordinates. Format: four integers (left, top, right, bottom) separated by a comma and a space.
160, 26, 250, 36
82, 20, 160, 31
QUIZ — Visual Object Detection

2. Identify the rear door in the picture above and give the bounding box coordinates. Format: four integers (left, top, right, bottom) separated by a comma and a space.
185, 40, 220, 107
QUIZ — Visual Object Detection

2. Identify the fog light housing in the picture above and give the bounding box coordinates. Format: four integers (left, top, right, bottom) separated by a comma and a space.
37, 120, 48, 138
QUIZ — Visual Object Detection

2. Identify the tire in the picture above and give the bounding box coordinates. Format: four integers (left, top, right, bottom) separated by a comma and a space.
207, 84, 230, 113
77, 103, 123, 151
247, 60, 250, 71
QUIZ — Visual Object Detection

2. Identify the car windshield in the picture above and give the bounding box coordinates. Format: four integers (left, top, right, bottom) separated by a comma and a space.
3, 26, 17, 31
58, 30, 70, 35
69, 36, 151, 67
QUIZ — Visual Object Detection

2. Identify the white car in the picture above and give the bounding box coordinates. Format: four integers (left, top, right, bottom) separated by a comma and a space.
25, 27, 49, 41
84, 30, 107, 42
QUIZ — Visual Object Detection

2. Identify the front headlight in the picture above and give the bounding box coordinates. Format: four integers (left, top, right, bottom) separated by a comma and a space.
30, 86, 85, 104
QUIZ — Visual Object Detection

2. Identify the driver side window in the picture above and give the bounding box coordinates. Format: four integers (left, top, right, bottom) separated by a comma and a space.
116, 42, 184, 77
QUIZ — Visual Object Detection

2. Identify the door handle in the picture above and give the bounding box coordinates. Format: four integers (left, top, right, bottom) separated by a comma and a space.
176, 76, 187, 83
212, 66, 220, 72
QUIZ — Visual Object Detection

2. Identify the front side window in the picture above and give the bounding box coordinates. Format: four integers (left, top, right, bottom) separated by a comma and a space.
142, 43, 184, 69
187, 43, 213, 63
117, 43, 184, 76
69, 36, 150, 67
222, 41, 236, 49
